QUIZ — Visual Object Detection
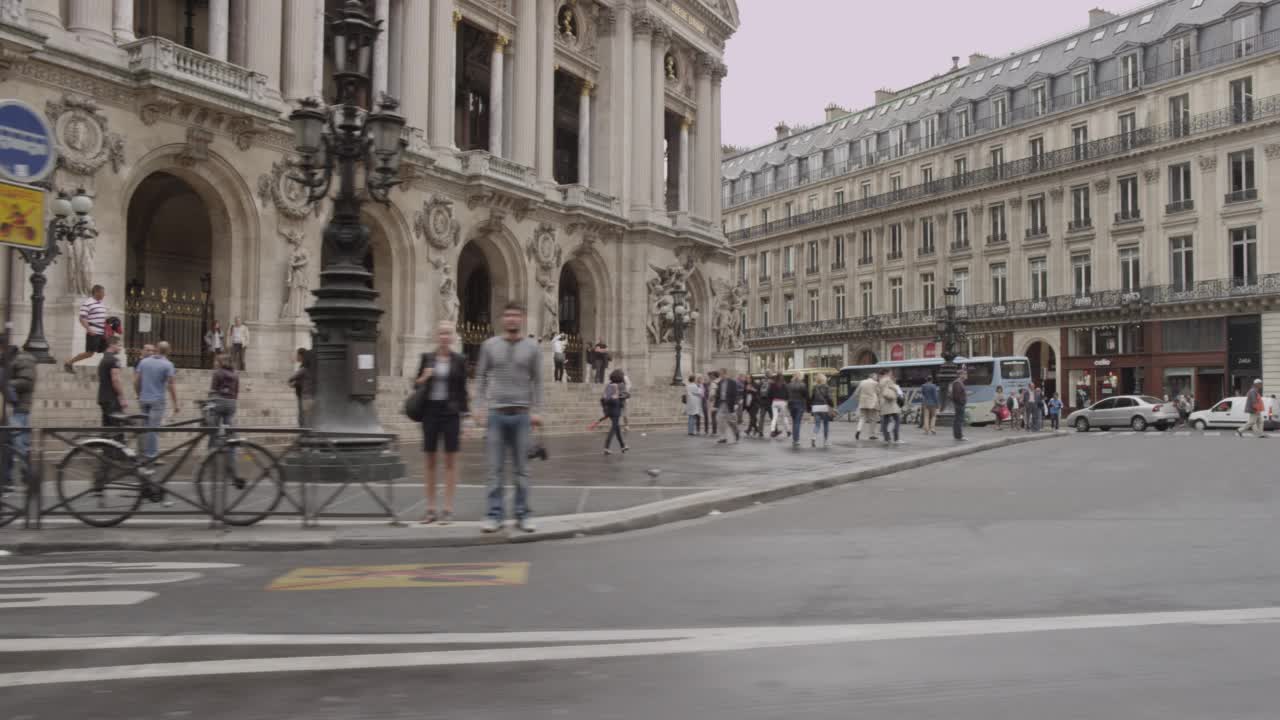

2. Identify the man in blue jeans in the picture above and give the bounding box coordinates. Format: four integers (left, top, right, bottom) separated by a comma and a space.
475, 302, 543, 533
4, 344, 37, 488
134, 341, 179, 464
950, 369, 968, 441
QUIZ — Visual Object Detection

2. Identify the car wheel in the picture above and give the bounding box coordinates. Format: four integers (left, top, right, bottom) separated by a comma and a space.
1192, 419, 1206, 430
1130, 416, 1148, 432
1074, 417, 1090, 432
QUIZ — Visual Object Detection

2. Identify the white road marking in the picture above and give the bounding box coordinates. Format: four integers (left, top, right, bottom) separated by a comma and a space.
0, 591, 156, 609
2, 606, 1279, 687
0, 572, 206, 588
0, 563, 240, 571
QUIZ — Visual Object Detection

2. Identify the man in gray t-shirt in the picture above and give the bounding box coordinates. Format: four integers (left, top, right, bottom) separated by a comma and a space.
134, 341, 180, 460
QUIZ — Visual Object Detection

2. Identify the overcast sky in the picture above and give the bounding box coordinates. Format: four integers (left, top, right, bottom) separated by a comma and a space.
721, 0, 1145, 150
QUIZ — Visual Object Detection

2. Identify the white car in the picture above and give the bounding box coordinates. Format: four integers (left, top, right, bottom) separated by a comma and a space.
1187, 396, 1279, 431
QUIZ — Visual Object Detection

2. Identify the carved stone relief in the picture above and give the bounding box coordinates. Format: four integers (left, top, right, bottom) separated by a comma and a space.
176, 126, 213, 166
413, 194, 462, 251
45, 95, 125, 177
257, 160, 317, 220
1198, 155, 1218, 173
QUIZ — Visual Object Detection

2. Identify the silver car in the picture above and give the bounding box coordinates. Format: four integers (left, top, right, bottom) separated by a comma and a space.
1067, 395, 1180, 432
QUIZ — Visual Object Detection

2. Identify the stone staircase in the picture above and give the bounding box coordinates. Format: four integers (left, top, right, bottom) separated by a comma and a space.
22, 365, 687, 443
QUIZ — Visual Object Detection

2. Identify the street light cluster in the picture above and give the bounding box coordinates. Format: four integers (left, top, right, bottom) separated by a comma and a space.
667, 284, 699, 386
936, 283, 969, 364
17, 187, 95, 363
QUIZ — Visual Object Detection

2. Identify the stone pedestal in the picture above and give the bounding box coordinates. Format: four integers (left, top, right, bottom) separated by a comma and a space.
710, 351, 748, 376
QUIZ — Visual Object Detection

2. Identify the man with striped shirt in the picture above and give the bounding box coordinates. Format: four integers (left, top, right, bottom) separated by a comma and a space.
64, 284, 106, 373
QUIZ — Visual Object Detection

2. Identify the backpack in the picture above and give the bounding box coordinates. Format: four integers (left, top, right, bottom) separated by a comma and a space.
104, 316, 122, 340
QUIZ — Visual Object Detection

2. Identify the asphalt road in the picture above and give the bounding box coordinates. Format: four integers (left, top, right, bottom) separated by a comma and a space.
3, 430, 1279, 719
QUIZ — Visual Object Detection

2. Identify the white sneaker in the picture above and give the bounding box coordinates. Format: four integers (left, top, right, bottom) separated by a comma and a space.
481, 517, 502, 533
517, 517, 537, 533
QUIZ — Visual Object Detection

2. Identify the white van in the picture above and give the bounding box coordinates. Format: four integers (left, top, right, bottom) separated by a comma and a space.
1187, 396, 1279, 431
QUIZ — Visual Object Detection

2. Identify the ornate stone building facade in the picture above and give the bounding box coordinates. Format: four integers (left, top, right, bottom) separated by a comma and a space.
0, 0, 741, 382
723, 0, 1280, 409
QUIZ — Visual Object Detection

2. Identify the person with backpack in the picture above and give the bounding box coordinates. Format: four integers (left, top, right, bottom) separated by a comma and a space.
810, 373, 834, 448
785, 373, 808, 448
602, 369, 629, 455
854, 372, 880, 442
1237, 379, 1267, 439
920, 375, 940, 435
878, 369, 903, 445
414, 321, 469, 524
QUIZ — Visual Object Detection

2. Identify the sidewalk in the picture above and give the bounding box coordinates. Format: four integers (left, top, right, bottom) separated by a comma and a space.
2, 423, 1064, 553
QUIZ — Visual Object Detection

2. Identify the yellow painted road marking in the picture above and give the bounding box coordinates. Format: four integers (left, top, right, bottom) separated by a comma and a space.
266, 563, 529, 591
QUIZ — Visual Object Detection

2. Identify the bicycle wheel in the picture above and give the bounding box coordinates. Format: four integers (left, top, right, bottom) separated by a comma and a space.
56, 440, 145, 527
194, 439, 284, 526
0, 452, 30, 528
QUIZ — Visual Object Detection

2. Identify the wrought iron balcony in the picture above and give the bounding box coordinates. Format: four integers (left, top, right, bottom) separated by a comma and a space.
1025, 226, 1049, 240
1068, 218, 1093, 233
887, 250, 904, 261
782, 270, 796, 280
950, 240, 971, 252
987, 233, 1008, 245
858, 256, 873, 266
831, 261, 847, 271
1166, 199, 1195, 214
1225, 188, 1259, 204
918, 245, 936, 257
1114, 209, 1142, 224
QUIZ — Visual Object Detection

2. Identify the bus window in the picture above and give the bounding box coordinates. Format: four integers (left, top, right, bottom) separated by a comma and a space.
898, 365, 936, 388
964, 362, 995, 386
999, 359, 1030, 380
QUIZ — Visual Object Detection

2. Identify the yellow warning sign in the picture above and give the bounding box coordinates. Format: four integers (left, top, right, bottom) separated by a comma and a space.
267, 562, 530, 591
0, 180, 46, 252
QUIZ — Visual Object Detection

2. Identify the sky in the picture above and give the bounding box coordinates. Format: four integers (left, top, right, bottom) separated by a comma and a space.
721, 0, 1150, 151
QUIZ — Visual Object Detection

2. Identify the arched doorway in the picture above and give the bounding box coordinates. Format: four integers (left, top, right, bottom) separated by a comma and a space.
1025, 340, 1058, 400
855, 349, 879, 365
125, 171, 220, 368
457, 231, 525, 367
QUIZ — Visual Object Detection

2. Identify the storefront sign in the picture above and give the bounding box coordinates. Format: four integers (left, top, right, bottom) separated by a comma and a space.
890, 344, 905, 361
923, 342, 937, 359
0, 179, 46, 252
1093, 358, 1112, 367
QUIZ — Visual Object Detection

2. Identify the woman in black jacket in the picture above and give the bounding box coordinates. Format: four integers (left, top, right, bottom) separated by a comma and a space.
415, 321, 469, 525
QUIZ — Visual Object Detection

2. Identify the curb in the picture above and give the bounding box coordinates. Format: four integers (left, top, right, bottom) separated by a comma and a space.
4, 432, 1064, 554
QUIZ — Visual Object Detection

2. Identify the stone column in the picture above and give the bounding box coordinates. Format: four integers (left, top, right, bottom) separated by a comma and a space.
490, 34, 508, 157
428, 3, 457, 149
372, 0, 390, 99
711, 64, 726, 226
67, 0, 113, 46
629, 13, 653, 215
577, 80, 593, 187
601, 6, 632, 209
282, 0, 315, 102
311, 0, 324, 96
112, 0, 135, 43
26, 0, 62, 35
513, 0, 537, 167
400, 0, 430, 133
693, 55, 713, 219
535, 0, 556, 182
651, 26, 668, 212
244, 0, 284, 101
387, 0, 403, 98
678, 116, 690, 213
207, 0, 229, 60
228, 0, 247, 68
502, 41, 515, 157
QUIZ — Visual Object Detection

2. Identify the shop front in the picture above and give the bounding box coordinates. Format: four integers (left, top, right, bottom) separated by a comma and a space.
880, 332, 1012, 364
1062, 323, 1149, 410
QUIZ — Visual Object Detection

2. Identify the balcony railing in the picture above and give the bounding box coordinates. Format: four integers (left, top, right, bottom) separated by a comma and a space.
987, 233, 1008, 245
1114, 209, 1142, 224
744, 272, 1280, 343
759, 274, 771, 283
1068, 218, 1093, 233
724, 28, 1280, 212
1025, 226, 1048, 240
831, 261, 847, 271
782, 270, 796, 280
918, 245, 936, 257
125, 36, 271, 105
1166, 199, 1195, 214
887, 250, 904, 261
950, 241, 971, 252
1225, 188, 1259, 204
806, 265, 820, 274
858, 257, 873, 266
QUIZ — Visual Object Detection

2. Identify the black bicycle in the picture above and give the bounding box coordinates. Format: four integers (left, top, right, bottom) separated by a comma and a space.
54, 403, 285, 527
0, 430, 31, 528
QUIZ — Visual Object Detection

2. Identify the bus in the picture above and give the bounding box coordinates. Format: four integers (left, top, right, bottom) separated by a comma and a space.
834, 356, 1032, 424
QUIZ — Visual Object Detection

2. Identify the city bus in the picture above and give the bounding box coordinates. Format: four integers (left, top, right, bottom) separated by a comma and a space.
833, 356, 1032, 424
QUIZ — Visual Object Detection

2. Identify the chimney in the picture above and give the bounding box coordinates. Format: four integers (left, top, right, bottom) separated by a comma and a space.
1089, 8, 1117, 27
824, 103, 850, 122
968, 52, 992, 67
952, 56, 961, 71
874, 88, 896, 105
775, 121, 791, 140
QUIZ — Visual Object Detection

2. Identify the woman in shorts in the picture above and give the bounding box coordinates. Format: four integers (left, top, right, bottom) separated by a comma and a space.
415, 321, 469, 525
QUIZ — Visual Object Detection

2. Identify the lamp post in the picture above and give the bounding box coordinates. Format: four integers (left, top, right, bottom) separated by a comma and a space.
668, 284, 699, 386
198, 272, 211, 367
17, 188, 95, 363
286, 0, 407, 473
936, 283, 968, 363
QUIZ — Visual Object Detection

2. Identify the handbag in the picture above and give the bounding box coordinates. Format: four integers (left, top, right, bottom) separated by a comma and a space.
404, 386, 429, 422
811, 404, 830, 415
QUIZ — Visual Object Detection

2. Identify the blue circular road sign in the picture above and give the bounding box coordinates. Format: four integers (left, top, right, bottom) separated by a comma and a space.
0, 99, 57, 184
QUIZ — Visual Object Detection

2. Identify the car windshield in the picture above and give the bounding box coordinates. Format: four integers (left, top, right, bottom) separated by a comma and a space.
1139, 396, 1164, 405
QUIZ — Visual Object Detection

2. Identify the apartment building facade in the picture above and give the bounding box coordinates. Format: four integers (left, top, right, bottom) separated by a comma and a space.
722, 0, 1280, 409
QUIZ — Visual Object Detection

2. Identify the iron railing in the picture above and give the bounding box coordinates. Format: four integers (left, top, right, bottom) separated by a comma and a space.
746, 272, 1280, 343
1166, 199, 1194, 214
725, 28, 1280, 212
1225, 188, 1259, 204
1114, 210, 1142, 224
987, 233, 1008, 245
1025, 226, 1048, 240
1068, 218, 1094, 233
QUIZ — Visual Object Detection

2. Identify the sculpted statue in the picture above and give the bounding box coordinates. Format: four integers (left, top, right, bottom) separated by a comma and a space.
280, 234, 310, 320
65, 218, 98, 298
538, 275, 559, 340
711, 278, 747, 352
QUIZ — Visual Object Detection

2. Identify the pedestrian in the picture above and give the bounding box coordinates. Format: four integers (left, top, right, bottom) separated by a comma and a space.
1047, 392, 1063, 431
207, 352, 239, 476
204, 320, 225, 365
620, 370, 633, 433
993, 385, 1007, 429
743, 377, 760, 437
717, 369, 741, 444
1076, 387, 1089, 413
950, 369, 969, 441
736, 374, 750, 430
785, 373, 808, 448
97, 336, 128, 426
551, 332, 567, 383
920, 375, 940, 435
768, 373, 790, 438
1030, 383, 1045, 432
601, 369, 628, 455
475, 302, 543, 533
810, 373, 834, 448
878, 370, 902, 444
708, 371, 721, 436
4, 344, 36, 479
1007, 390, 1019, 429
854, 372, 880, 442
63, 284, 107, 373
684, 374, 703, 436
133, 341, 179, 465
414, 321, 469, 524
589, 341, 610, 384
700, 373, 712, 435
1175, 393, 1191, 427
1237, 378, 1266, 439
287, 348, 313, 427
229, 317, 250, 371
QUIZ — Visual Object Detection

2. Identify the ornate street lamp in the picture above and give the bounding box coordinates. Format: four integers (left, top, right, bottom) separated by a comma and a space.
937, 283, 968, 363
286, 0, 407, 476
18, 188, 94, 363
667, 284, 699, 386
198, 272, 212, 368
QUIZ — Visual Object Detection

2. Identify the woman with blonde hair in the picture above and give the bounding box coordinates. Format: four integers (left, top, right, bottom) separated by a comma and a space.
809, 373, 834, 448
414, 320, 469, 525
